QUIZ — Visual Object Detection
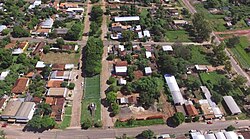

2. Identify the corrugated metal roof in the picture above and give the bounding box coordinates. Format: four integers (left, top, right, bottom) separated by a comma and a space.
15, 102, 35, 119
114, 16, 140, 22
223, 96, 242, 115
215, 132, 226, 139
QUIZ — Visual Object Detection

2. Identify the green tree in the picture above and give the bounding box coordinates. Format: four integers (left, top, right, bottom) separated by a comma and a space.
111, 102, 120, 115
90, 6, 103, 25
56, 38, 65, 48
140, 129, 154, 139
36, 102, 52, 115
94, 121, 102, 128
172, 112, 185, 126
41, 64, 52, 79
206, 0, 220, 8
64, 22, 82, 41
211, 93, 222, 104
67, 82, 75, 90
11, 25, 29, 38
81, 118, 92, 129
226, 125, 236, 131
219, 78, 233, 94
0, 130, 6, 139
43, 45, 50, 54
224, 60, 232, 73
107, 91, 117, 104
192, 13, 212, 41
226, 36, 240, 48
122, 30, 134, 42
174, 45, 191, 60
233, 75, 247, 88
193, 116, 200, 122
1, 29, 9, 36
61, 81, 68, 87
27, 116, 56, 131
107, 76, 116, 85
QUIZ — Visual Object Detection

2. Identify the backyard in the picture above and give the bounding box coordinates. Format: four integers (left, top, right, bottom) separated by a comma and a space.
229, 36, 250, 69
41, 52, 80, 65
81, 75, 101, 124
57, 106, 72, 129
165, 30, 192, 42
189, 45, 210, 65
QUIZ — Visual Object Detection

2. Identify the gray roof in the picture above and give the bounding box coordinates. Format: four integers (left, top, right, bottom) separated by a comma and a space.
223, 96, 242, 114
114, 16, 140, 22
41, 18, 54, 28
54, 28, 68, 35
15, 102, 35, 119
1, 100, 22, 117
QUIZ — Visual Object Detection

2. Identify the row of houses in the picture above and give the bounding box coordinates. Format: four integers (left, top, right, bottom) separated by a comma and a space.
190, 130, 245, 139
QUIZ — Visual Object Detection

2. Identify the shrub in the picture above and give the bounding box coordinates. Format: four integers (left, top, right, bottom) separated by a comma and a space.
67, 82, 75, 90
94, 121, 102, 128
81, 118, 92, 129
61, 81, 68, 87
107, 76, 116, 85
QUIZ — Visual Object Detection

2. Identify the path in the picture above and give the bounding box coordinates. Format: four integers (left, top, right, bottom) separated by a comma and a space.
4, 120, 250, 139
215, 29, 250, 35
70, 0, 92, 127
100, 0, 115, 128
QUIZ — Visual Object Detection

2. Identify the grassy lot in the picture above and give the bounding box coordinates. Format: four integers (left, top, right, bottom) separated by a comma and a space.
200, 72, 226, 87
189, 46, 210, 65
81, 75, 101, 124
230, 36, 250, 69
65, 20, 76, 29
140, 8, 148, 17
115, 119, 165, 128
165, 30, 192, 42
41, 52, 80, 65
57, 106, 72, 129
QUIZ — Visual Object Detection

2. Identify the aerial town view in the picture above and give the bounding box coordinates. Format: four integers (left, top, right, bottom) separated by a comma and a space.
1, 0, 250, 138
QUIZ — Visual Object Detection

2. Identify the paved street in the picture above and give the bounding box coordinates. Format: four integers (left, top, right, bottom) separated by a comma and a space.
4, 120, 250, 139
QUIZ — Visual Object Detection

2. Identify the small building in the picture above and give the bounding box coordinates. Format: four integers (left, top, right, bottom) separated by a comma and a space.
47, 79, 64, 88
40, 18, 54, 29
214, 132, 226, 139
173, 20, 188, 26
66, 7, 84, 13
52, 64, 65, 71
28, 0, 41, 9
0, 25, 7, 33
47, 88, 68, 98
18, 41, 29, 51
32, 97, 42, 104
114, 16, 140, 22
54, 28, 68, 36
143, 30, 151, 38
145, 51, 152, 58
15, 102, 36, 123
224, 131, 239, 139
50, 71, 71, 80
12, 48, 23, 55
144, 67, 152, 75
118, 78, 126, 85
164, 74, 186, 105
115, 61, 128, 76
226, 22, 232, 27
162, 45, 173, 52
35, 61, 46, 69
204, 134, 216, 139
223, 96, 242, 115
195, 65, 208, 72
0, 97, 7, 112
11, 78, 29, 95
32, 42, 46, 55
59, 2, 78, 9
184, 101, 198, 117
138, 31, 143, 39
50, 97, 65, 121
0, 70, 10, 80
199, 99, 215, 120
65, 64, 74, 70
111, 33, 122, 40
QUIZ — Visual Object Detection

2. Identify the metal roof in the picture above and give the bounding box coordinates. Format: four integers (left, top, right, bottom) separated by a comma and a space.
114, 16, 140, 22
223, 96, 242, 115
164, 74, 185, 105
214, 132, 226, 139
224, 131, 238, 139
15, 102, 35, 120
204, 134, 216, 139
1, 100, 22, 117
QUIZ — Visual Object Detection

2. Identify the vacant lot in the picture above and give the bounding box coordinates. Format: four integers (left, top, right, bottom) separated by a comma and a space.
189, 46, 210, 65
81, 75, 101, 123
41, 52, 80, 65
230, 36, 250, 69
165, 30, 192, 42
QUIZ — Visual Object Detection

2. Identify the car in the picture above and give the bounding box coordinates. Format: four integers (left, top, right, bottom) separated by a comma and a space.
1, 123, 7, 127
207, 121, 213, 124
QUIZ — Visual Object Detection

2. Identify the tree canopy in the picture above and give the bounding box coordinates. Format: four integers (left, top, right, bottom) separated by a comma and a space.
11, 26, 30, 38
172, 112, 185, 126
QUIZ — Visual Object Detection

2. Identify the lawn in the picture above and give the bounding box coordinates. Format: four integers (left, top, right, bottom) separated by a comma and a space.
140, 8, 148, 17
115, 119, 165, 128
81, 75, 101, 124
189, 46, 210, 65
165, 30, 192, 42
230, 36, 250, 69
57, 106, 72, 129
41, 52, 80, 65
199, 72, 226, 86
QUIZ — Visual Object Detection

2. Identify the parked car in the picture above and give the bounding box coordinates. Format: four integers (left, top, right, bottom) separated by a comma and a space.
207, 121, 213, 124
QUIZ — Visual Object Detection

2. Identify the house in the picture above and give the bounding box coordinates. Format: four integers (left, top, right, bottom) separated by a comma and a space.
14, 102, 36, 123
115, 61, 128, 76
47, 88, 68, 98
28, 0, 41, 9
54, 28, 68, 36
12, 48, 23, 55
0, 25, 7, 33
111, 33, 122, 40
118, 95, 138, 105
144, 67, 152, 75
164, 74, 186, 105
173, 20, 188, 26
65, 64, 74, 70
66, 8, 84, 13
224, 131, 239, 139
50, 71, 71, 80
0, 97, 7, 112
47, 79, 64, 88
134, 25, 141, 31
118, 78, 126, 85
45, 97, 55, 105
32, 97, 42, 104
223, 96, 242, 115
143, 30, 151, 38
59, 2, 78, 9
169, 9, 179, 16
145, 51, 152, 58
50, 97, 65, 121
114, 16, 140, 22
31, 28, 51, 37
195, 65, 208, 72
199, 99, 215, 120
17, 41, 29, 51
0, 70, 10, 80
32, 42, 46, 55
11, 78, 29, 94
162, 45, 173, 52
35, 61, 46, 69
214, 132, 226, 139
184, 101, 198, 117
40, 18, 54, 29
226, 22, 232, 27
138, 31, 143, 39
52, 64, 65, 71
61, 45, 79, 51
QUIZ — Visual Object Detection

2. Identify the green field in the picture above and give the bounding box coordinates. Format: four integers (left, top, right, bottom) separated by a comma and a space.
81, 75, 101, 124
189, 46, 210, 65
115, 119, 165, 128
165, 30, 192, 42
57, 106, 72, 129
230, 36, 250, 69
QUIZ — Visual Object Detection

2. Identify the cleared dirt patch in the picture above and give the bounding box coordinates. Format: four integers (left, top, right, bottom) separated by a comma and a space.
41, 52, 80, 65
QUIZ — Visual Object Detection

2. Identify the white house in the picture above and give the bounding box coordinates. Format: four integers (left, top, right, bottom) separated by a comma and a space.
41, 18, 54, 29
28, 0, 41, 9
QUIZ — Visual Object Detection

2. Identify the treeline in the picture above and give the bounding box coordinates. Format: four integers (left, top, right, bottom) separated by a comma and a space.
64, 22, 83, 41
89, 6, 103, 37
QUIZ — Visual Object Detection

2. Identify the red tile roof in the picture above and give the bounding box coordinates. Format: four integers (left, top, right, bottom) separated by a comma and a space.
185, 104, 198, 116
116, 61, 128, 66
47, 80, 63, 88
52, 64, 65, 71
11, 78, 29, 94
